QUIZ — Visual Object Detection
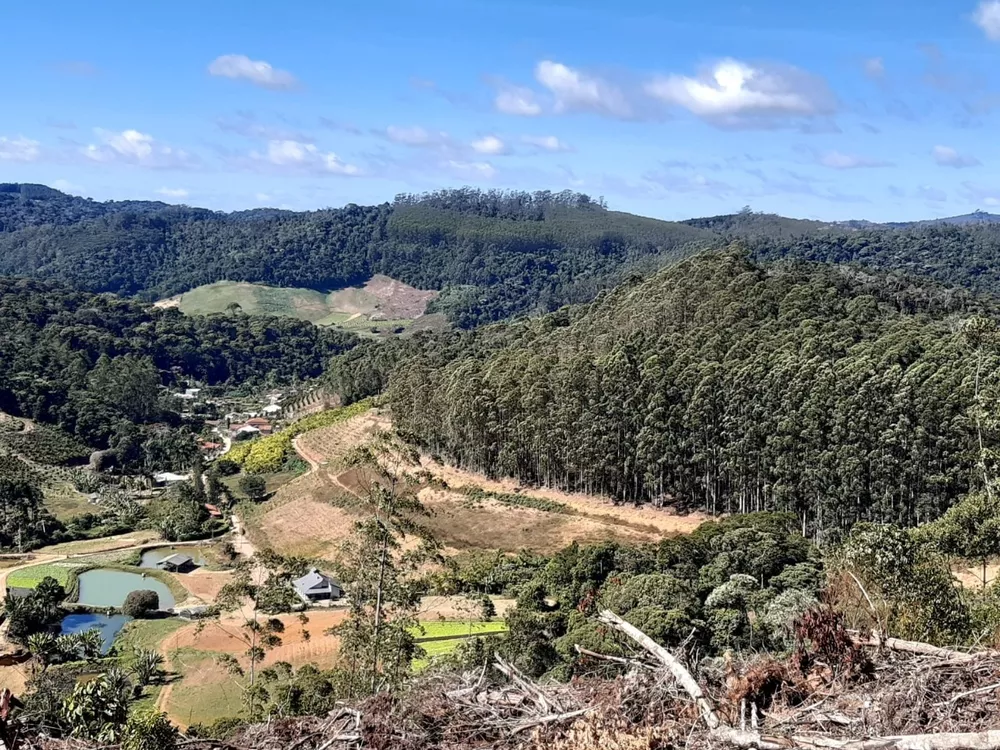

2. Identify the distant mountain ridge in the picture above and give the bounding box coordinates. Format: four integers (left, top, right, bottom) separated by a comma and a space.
6, 182, 1000, 328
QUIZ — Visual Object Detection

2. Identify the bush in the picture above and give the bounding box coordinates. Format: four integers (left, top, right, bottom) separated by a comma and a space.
239, 475, 267, 501
122, 589, 161, 618
213, 458, 239, 476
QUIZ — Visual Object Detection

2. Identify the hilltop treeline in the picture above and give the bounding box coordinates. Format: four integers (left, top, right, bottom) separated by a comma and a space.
0, 186, 713, 328
0, 278, 356, 447
333, 252, 995, 534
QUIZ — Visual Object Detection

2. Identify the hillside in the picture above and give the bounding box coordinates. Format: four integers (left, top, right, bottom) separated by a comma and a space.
156, 275, 446, 336
0, 186, 716, 328
333, 250, 996, 534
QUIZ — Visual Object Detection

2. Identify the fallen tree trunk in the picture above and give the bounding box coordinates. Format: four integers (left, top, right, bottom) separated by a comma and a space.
597, 609, 1000, 750
847, 632, 982, 662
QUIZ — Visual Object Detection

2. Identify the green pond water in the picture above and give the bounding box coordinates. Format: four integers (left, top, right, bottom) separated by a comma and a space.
140, 546, 208, 569
76, 569, 176, 610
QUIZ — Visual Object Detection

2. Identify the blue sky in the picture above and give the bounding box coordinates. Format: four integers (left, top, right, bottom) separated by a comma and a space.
4, 0, 1000, 221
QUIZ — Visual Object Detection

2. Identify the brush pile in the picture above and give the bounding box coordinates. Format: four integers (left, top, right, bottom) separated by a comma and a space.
24, 607, 1000, 750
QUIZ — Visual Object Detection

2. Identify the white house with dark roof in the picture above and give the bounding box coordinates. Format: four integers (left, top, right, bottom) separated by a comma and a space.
292, 569, 343, 603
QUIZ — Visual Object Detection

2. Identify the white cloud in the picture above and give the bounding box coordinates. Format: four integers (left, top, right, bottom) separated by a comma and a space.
447, 160, 497, 179
817, 150, 892, 169
208, 54, 298, 90
0, 136, 41, 162
535, 60, 632, 117
471, 135, 507, 155
251, 139, 359, 175
52, 179, 83, 194
255, 193, 272, 203
82, 129, 196, 168
644, 59, 835, 127
495, 85, 543, 116
864, 57, 885, 79
974, 0, 1000, 40
385, 125, 450, 148
933, 144, 980, 168
521, 135, 572, 152
157, 187, 189, 199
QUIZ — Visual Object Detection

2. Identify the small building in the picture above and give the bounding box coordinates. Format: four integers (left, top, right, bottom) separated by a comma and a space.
292, 569, 343, 603
153, 472, 191, 486
262, 404, 282, 415
204, 503, 223, 519
199, 441, 223, 452
172, 604, 212, 619
156, 553, 197, 573
246, 418, 273, 435
231, 424, 260, 439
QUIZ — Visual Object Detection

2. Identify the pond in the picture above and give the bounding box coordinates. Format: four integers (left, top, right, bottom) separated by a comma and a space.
60, 613, 130, 654
139, 545, 208, 570
76, 569, 176, 610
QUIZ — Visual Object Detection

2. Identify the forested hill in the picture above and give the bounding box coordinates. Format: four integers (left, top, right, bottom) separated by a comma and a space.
0, 186, 715, 328
0, 277, 356, 449
338, 251, 997, 536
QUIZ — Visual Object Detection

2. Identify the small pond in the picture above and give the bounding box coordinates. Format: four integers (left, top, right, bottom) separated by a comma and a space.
139, 546, 208, 570
76, 569, 176, 610
60, 613, 130, 654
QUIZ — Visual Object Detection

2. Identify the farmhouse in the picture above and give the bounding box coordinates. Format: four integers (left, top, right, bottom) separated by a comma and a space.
292, 569, 343, 603
246, 417, 273, 435
156, 553, 197, 573
204, 503, 223, 518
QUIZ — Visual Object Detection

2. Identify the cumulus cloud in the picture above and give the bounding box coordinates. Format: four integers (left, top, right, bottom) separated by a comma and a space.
644, 58, 835, 127
974, 0, 1000, 40
470, 135, 507, 155
157, 187, 189, 199
82, 129, 196, 168
250, 139, 359, 175
535, 60, 633, 118
817, 150, 892, 169
0, 136, 41, 162
521, 135, 572, 152
208, 54, 298, 90
933, 144, 981, 168
495, 85, 543, 116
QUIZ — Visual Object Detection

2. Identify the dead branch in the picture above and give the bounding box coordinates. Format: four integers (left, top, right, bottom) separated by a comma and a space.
509, 709, 592, 734
848, 632, 983, 662
573, 644, 656, 670
597, 609, 722, 731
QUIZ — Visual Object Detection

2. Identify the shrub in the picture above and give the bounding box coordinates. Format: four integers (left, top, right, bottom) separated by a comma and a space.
238, 475, 267, 501
122, 589, 160, 618
213, 458, 239, 476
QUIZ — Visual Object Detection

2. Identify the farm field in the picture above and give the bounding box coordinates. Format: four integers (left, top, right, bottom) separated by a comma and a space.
241, 407, 706, 560
6, 561, 85, 589
156, 275, 443, 337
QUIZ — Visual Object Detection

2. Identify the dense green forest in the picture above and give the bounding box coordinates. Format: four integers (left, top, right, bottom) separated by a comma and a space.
0, 277, 356, 448
0, 186, 715, 327
330, 251, 998, 535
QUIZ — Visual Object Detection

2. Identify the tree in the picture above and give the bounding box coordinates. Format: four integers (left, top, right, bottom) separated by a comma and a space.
61, 667, 132, 741
214, 554, 303, 719
239, 475, 267, 502
929, 493, 1000, 587
334, 432, 439, 696
121, 709, 178, 750
123, 589, 161, 618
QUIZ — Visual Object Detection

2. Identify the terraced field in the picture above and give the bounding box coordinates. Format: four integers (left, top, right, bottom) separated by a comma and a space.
240, 406, 705, 559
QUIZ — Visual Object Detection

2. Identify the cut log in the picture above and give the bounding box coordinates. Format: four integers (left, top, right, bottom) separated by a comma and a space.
848, 632, 982, 662
597, 609, 721, 730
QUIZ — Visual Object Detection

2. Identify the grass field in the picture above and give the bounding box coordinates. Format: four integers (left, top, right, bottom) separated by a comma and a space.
43, 481, 94, 520
158, 275, 441, 337
410, 621, 508, 672
116, 618, 187, 653
6, 562, 85, 588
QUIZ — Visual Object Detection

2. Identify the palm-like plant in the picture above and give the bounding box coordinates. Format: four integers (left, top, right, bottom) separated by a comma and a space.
27, 632, 56, 665
76, 628, 105, 660
130, 648, 164, 689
